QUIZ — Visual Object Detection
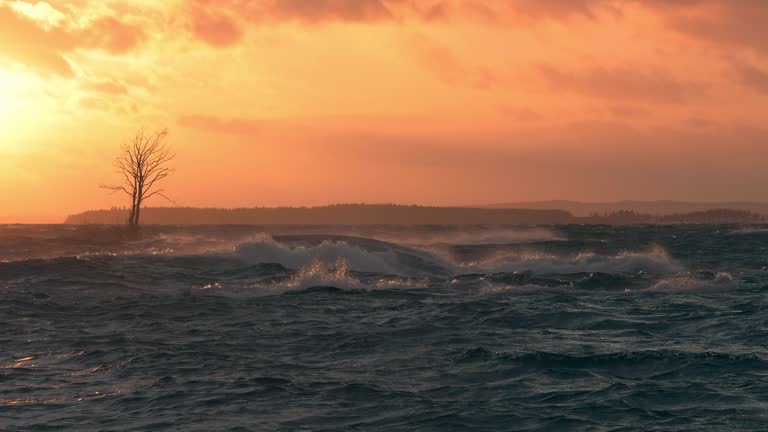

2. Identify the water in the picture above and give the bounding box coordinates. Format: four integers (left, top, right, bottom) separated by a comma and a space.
2, 224, 768, 431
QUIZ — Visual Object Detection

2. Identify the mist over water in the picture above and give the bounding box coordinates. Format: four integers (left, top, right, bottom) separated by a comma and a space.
2, 224, 768, 431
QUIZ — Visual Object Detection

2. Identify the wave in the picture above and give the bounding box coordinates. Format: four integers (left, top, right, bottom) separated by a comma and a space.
472, 269, 739, 294
373, 227, 564, 245
5, 233, 734, 295
475, 281, 571, 295
468, 246, 680, 275
229, 236, 681, 278
198, 259, 428, 296
729, 227, 768, 235
1, 236, 686, 284
232, 235, 454, 276
648, 272, 736, 291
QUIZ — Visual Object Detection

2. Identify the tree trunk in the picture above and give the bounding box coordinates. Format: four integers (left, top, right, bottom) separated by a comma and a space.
129, 191, 138, 226
134, 198, 142, 226
134, 178, 144, 227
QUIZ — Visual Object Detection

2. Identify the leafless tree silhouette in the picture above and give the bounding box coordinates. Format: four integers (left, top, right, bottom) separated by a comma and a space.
101, 129, 175, 227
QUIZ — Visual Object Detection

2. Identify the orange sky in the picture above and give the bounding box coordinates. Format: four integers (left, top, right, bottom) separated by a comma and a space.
1, 0, 767, 223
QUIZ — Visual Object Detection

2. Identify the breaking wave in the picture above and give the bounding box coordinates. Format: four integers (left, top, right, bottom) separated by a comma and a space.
463, 245, 680, 275
231, 235, 454, 276
648, 272, 737, 291
198, 258, 429, 296
0, 229, 745, 295
226, 236, 681, 279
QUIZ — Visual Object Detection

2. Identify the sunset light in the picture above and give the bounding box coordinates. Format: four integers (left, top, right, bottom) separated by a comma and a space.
0, 0, 766, 222
0, 67, 30, 125
3, 2, 768, 431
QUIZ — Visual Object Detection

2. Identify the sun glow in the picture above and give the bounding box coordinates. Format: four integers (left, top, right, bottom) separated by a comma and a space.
0, 67, 37, 146
0, 67, 27, 108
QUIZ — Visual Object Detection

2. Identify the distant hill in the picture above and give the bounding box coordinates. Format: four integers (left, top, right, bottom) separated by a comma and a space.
64, 204, 766, 225
65, 205, 574, 225
482, 200, 768, 217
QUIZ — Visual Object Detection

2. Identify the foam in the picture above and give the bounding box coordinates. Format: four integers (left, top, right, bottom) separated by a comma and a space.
729, 227, 768, 235
233, 237, 400, 274
476, 281, 569, 295
231, 235, 453, 276
230, 237, 682, 278
197, 258, 428, 296
469, 246, 680, 275
648, 272, 736, 291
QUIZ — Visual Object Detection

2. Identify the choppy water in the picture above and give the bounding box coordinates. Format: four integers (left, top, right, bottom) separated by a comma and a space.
2, 224, 768, 431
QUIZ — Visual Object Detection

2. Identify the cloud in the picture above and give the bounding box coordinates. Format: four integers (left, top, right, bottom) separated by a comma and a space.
0, 4, 146, 76
177, 115, 265, 134
538, 64, 707, 104
497, 106, 543, 121
79, 16, 146, 54
410, 34, 498, 89
734, 62, 768, 95
269, 0, 393, 22
636, 0, 768, 56
189, 7, 243, 47
82, 79, 128, 95
608, 105, 651, 118
330, 122, 768, 199
429, 0, 768, 42
509, 0, 609, 19
183, 0, 616, 48
686, 116, 716, 128
181, 0, 629, 48
393, 0, 613, 23
0, 5, 73, 75
185, 0, 397, 46
79, 96, 112, 111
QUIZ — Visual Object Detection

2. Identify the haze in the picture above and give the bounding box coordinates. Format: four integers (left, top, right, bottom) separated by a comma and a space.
1, 0, 767, 223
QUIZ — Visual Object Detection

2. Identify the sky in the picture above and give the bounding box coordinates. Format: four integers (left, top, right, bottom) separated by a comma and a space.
1, 0, 767, 222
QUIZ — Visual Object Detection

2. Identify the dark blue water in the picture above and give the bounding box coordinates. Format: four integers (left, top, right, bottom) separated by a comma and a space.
2, 224, 768, 431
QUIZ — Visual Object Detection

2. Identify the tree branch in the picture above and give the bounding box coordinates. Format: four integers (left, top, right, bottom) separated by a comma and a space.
101, 128, 175, 226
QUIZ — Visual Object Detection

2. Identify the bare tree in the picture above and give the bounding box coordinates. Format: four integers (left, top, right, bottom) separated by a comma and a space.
101, 129, 175, 227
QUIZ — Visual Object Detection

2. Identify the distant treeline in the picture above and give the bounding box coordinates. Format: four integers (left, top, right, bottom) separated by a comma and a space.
65, 205, 573, 225
484, 200, 768, 217
64, 205, 767, 225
